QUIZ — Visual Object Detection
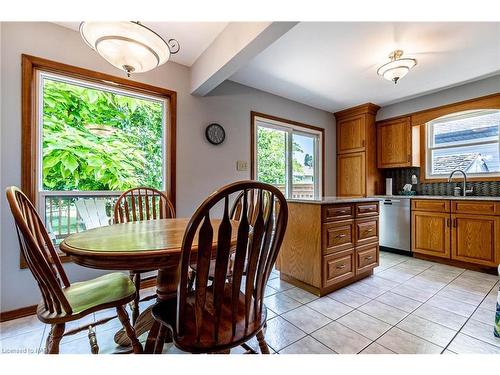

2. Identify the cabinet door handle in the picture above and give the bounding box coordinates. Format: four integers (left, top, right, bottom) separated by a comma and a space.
336, 264, 346, 270
446, 218, 451, 227
362, 140, 366, 147
453, 218, 457, 228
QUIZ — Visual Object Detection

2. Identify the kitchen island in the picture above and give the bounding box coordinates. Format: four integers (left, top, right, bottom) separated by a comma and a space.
277, 197, 381, 296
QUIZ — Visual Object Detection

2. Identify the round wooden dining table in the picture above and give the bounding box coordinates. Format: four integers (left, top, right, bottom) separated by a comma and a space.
59, 218, 239, 354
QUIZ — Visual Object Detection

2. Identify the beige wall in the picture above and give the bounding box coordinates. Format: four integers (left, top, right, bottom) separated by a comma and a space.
0, 22, 336, 311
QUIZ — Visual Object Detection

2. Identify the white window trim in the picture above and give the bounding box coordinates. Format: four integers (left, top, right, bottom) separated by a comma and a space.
425, 109, 500, 180
253, 115, 323, 199
36, 70, 168, 222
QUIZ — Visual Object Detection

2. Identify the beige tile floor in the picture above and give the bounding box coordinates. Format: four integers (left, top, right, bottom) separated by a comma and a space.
1, 251, 499, 354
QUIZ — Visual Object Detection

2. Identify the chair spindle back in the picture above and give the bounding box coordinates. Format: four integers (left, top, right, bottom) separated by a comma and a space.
177, 181, 288, 345
5, 186, 72, 315
114, 187, 175, 224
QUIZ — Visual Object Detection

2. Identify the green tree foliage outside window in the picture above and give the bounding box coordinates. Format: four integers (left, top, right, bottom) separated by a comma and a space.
256, 126, 304, 185
42, 78, 164, 191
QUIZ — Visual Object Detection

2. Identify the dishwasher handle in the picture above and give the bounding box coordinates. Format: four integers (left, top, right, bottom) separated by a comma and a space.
383, 199, 402, 205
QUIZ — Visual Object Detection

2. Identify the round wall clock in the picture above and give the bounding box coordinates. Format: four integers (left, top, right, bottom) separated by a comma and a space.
205, 123, 226, 145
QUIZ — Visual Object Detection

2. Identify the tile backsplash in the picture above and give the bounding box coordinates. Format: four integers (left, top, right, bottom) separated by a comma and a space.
383, 167, 500, 197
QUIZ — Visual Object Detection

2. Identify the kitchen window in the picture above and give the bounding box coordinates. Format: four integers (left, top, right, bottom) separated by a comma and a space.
251, 112, 324, 200
426, 109, 500, 179
22, 55, 176, 256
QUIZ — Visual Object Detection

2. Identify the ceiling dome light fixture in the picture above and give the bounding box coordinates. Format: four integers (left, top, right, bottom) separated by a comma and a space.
80, 21, 180, 77
377, 50, 417, 84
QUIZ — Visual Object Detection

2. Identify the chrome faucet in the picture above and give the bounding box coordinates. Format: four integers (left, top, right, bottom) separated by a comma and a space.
448, 170, 473, 197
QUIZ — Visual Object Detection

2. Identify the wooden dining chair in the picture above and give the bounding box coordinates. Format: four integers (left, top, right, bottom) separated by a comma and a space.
187, 189, 265, 291
151, 180, 288, 354
5, 186, 143, 354
114, 187, 175, 324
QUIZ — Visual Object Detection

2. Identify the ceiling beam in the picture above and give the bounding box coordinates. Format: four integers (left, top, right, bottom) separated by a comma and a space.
190, 22, 298, 96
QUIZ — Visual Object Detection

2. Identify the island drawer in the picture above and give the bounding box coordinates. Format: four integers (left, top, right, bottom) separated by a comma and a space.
356, 243, 379, 273
322, 250, 355, 288
452, 201, 499, 216
322, 204, 354, 222
355, 202, 379, 217
355, 217, 379, 246
323, 220, 355, 254
411, 199, 450, 213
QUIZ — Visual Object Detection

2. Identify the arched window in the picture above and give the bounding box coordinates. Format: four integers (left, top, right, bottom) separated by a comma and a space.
426, 109, 500, 178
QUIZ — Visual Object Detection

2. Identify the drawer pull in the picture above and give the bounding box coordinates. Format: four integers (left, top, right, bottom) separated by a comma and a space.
335, 234, 346, 239
365, 256, 373, 261
336, 210, 348, 214
365, 228, 373, 232
336, 264, 346, 270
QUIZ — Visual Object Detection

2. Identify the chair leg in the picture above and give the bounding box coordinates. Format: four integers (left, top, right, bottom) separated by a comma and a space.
144, 320, 161, 353
88, 325, 99, 354
45, 323, 65, 354
256, 329, 270, 354
132, 272, 141, 325
116, 305, 143, 354
154, 325, 167, 354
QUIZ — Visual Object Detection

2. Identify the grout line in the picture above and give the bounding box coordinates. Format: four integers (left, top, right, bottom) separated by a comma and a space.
37, 325, 46, 354
441, 279, 500, 353
273, 253, 497, 354
4, 252, 497, 355
269, 253, 407, 353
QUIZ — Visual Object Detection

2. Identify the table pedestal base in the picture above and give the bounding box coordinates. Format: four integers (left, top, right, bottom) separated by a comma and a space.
114, 267, 177, 353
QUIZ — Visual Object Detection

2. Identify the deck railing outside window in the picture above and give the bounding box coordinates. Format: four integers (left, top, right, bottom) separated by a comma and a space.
41, 192, 119, 246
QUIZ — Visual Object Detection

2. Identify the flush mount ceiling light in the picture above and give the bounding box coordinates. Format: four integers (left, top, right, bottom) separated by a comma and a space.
80, 21, 180, 77
377, 50, 417, 84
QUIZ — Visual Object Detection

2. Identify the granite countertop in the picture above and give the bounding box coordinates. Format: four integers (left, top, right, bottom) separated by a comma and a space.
372, 195, 500, 202
287, 196, 382, 204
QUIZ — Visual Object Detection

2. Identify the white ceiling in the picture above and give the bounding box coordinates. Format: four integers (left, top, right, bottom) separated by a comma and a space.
230, 22, 500, 112
54, 22, 228, 67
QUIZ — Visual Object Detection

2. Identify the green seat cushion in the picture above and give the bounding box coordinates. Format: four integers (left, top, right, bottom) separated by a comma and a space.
64, 273, 136, 315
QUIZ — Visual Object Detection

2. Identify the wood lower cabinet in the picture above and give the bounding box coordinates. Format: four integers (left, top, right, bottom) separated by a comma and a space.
452, 214, 499, 267
278, 200, 380, 296
412, 199, 500, 269
412, 211, 451, 259
356, 243, 379, 274
323, 220, 355, 254
323, 250, 355, 288
355, 217, 379, 246
323, 204, 354, 221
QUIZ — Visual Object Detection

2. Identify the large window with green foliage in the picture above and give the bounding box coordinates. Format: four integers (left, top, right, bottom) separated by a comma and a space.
253, 115, 322, 200
37, 72, 167, 244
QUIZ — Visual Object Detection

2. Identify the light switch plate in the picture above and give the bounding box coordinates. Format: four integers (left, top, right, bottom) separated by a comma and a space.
236, 160, 248, 171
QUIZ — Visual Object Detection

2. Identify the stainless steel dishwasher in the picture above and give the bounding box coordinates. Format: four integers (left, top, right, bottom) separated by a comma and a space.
379, 198, 411, 253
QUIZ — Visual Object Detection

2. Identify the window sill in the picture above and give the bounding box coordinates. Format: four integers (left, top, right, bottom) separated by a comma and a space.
20, 251, 72, 269
421, 176, 500, 183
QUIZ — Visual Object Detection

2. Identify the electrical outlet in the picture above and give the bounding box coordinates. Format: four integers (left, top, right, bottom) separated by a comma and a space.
236, 160, 248, 171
